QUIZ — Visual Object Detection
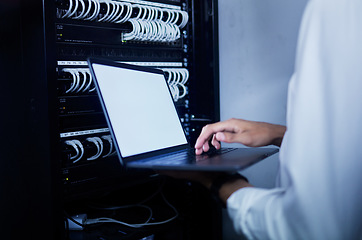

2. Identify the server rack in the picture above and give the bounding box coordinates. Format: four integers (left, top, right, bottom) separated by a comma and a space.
1, 0, 219, 239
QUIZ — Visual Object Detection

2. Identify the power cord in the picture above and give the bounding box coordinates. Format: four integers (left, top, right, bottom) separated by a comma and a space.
65, 179, 178, 230
84, 191, 178, 228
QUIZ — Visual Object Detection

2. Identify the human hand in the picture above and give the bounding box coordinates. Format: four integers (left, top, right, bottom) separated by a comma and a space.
195, 118, 286, 155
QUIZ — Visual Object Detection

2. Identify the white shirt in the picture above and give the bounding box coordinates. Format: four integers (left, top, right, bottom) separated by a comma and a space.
227, 0, 362, 239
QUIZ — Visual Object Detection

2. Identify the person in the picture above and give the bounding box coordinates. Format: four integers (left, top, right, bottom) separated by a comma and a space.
167, 0, 362, 239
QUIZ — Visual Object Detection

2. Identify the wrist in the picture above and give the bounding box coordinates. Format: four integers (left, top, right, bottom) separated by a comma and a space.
270, 124, 286, 147
209, 173, 251, 207
219, 178, 252, 203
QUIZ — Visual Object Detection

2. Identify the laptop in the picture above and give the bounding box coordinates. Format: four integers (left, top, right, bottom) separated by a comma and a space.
87, 58, 278, 171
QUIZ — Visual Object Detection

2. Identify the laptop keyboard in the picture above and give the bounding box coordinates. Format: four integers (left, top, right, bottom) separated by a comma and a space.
132, 147, 237, 166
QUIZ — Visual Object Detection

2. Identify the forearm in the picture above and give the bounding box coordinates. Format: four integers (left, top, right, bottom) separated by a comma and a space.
218, 179, 253, 203
201, 175, 253, 205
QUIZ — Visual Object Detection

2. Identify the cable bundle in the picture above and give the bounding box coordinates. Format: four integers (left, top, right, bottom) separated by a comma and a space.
65, 139, 84, 163
65, 134, 115, 163
122, 4, 188, 42
57, 0, 189, 43
85, 136, 104, 160
58, 0, 101, 21
62, 67, 189, 100
161, 68, 189, 102
62, 68, 95, 94
96, 0, 133, 23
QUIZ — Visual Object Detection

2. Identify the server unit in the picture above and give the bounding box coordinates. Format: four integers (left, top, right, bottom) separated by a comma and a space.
1, 0, 219, 239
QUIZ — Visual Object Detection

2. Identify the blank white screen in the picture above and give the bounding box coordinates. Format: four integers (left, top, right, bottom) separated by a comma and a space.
92, 63, 188, 157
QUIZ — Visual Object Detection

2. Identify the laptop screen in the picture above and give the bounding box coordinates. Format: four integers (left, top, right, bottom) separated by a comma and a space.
91, 62, 188, 158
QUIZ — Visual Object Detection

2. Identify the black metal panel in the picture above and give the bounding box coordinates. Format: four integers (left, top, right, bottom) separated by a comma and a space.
188, 0, 220, 146
1, 0, 63, 239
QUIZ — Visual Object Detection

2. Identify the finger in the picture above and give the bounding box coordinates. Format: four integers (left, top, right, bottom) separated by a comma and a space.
194, 126, 213, 149
211, 134, 221, 149
215, 132, 234, 142
217, 131, 254, 146
195, 121, 236, 149
202, 142, 210, 152
195, 148, 203, 155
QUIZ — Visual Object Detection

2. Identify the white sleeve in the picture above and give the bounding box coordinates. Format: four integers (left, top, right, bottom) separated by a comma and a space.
226, 0, 362, 239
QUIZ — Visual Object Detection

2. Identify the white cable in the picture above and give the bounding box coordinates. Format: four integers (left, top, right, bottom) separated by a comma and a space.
144, 20, 152, 41
156, 21, 165, 42
138, 19, 147, 41
86, 137, 100, 161
114, 2, 132, 23
76, 69, 88, 93
165, 69, 178, 101
108, 1, 120, 22
180, 68, 189, 84
172, 83, 179, 101
65, 140, 80, 160
123, 18, 140, 41
149, 21, 158, 41
133, 4, 143, 19
65, 139, 84, 163
179, 11, 189, 28
174, 23, 181, 40
86, 137, 103, 160
161, 68, 189, 100
156, 7, 163, 21
84, 191, 178, 228
98, 0, 110, 22
62, 0, 74, 18
80, 0, 93, 19
164, 69, 172, 85
82, 70, 92, 93
85, 0, 99, 20
104, 1, 118, 22
176, 69, 188, 99
164, 9, 172, 24
164, 23, 174, 42
173, 10, 181, 25
110, 2, 124, 23
123, 2, 133, 22
121, 4, 185, 43
101, 135, 113, 158
146, 6, 153, 21
152, 21, 161, 41
170, 10, 178, 25
177, 82, 187, 99
63, 69, 78, 94
142, 7, 153, 40
72, 139, 84, 163
151, 7, 157, 21
140, 5, 148, 20
64, 69, 76, 93
133, 19, 142, 40
72, 70, 81, 92
83, 0, 95, 20
68, 0, 79, 18
73, 0, 85, 19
